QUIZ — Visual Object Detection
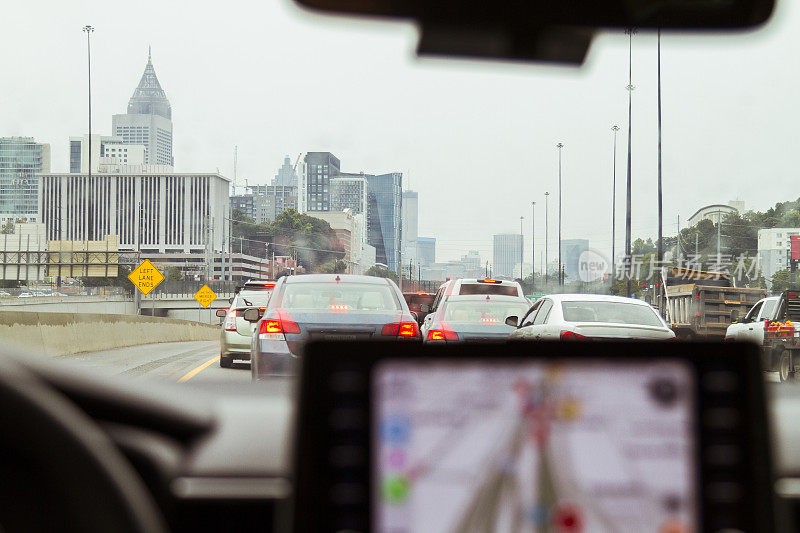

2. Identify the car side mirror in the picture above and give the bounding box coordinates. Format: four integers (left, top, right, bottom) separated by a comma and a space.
215, 309, 228, 318
420, 304, 430, 313
730, 310, 740, 322
243, 308, 261, 323
229, 296, 234, 304
410, 311, 419, 322
505, 315, 519, 327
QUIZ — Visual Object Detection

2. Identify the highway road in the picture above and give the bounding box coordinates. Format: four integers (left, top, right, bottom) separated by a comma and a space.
56, 340, 288, 393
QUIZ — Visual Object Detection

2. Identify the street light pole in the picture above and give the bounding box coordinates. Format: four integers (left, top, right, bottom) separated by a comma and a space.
544, 192, 550, 286
531, 201, 536, 291
611, 125, 619, 282
557, 143, 564, 286
83, 25, 94, 240
625, 28, 636, 297
657, 28, 664, 264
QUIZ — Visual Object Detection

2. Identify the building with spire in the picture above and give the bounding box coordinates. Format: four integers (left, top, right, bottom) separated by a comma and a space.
111, 48, 174, 167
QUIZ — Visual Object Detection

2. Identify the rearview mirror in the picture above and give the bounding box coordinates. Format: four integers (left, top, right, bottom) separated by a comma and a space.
215, 309, 228, 318
243, 308, 261, 323
420, 304, 430, 313
295, 0, 775, 65
730, 309, 740, 322
505, 315, 519, 327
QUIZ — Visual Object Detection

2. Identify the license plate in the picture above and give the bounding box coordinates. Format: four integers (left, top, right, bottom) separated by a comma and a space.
324, 334, 358, 341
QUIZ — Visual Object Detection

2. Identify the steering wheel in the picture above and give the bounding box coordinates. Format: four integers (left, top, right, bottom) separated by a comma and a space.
0, 355, 167, 533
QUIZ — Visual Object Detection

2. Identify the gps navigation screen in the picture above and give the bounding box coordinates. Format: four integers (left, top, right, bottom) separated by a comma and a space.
373, 360, 697, 533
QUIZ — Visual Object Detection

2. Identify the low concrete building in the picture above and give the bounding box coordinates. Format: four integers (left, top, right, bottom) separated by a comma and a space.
687, 201, 742, 227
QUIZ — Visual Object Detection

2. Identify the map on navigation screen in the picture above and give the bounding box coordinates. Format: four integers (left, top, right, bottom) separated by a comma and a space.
373, 360, 697, 533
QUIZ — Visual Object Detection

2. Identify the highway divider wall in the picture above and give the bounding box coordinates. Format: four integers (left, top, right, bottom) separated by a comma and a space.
0, 311, 219, 356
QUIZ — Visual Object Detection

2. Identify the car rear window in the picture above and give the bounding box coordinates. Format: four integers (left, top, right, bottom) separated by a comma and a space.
236, 290, 272, 308
443, 301, 530, 325
561, 301, 663, 327
458, 283, 519, 296
280, 282, 399, 311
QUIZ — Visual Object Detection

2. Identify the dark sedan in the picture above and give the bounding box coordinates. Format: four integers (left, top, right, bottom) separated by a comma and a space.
247, 274, 420, 379
423, 294, 531, 343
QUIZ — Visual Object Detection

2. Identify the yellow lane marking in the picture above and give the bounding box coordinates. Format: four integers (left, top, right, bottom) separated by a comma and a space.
178, 355, 221, 383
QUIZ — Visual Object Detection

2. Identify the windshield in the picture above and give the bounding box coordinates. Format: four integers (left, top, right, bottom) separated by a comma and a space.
1, 0, 794, 425
235, 291, 272, 308
443, 300, 530, 324
458, 284, 520, 297
279, 282, 399, 311
561, 301, 663, 326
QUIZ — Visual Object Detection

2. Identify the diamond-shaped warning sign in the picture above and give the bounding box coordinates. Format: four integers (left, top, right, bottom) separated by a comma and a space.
127, 259, 165, 295
194, 284, 217, 308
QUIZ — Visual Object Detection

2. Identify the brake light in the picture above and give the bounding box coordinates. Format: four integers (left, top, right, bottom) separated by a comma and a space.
382, 322, 419, 337
560, 330, 589, 340
224, 308, 237, 331
260, 319, 282, 334
330, 304, 350, 313
479, 279, 500, 284
426, 322, 458, 341
259, 311, 300, 335
481, 317, 498, 325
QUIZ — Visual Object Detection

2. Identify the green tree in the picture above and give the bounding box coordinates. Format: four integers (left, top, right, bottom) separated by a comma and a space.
771, 269, 793, 294
365, 265, 399, 284
632, 238, 656, 256
166, 266, 183, 282
0, 220, 14, 234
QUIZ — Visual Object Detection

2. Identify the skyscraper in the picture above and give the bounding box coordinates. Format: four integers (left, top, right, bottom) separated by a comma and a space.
0, 137, 50, 224
302, 152, 340, 212
365, 173, 402, 272
273, 156, 297, 187
111, 49, 173, 166
493, 234, 523, 279
562, 239, 590, 282
401, 190, 418, 266
331, 174, 368, 216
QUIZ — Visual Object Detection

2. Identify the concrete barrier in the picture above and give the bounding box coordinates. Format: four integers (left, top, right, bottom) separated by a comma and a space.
0, 310, 219, 356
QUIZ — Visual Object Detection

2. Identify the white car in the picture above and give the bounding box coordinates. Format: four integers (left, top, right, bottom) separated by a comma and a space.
724, 296, 781, 344
507, 294, 676, 341
17, 292, 33, 298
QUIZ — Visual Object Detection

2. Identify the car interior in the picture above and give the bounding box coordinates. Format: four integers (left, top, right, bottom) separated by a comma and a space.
4, 0, 796, 531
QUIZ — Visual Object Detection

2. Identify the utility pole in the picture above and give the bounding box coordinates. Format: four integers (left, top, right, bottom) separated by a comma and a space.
545, 191, 550, 286
519, 216, 524, 282
557, 143, 564, 285
657, 28, 664, 264
611, 125, 619, 281
531, 201, 536, 291
718, 212, 724, 267
625, 28, 636, 297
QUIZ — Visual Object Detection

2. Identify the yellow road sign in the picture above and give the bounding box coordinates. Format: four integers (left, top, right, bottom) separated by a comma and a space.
194, 284, 217, 308
128, 259, 165, 295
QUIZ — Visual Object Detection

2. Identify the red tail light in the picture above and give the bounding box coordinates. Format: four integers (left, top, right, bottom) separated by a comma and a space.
560, 330, 589, 341
224, 308, 237, 331
426, 322, 458, 341
382, 322, 419, 338
259, 311, 300, 335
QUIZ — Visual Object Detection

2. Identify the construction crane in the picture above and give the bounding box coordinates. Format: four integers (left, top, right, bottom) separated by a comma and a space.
292, 153, 302, 172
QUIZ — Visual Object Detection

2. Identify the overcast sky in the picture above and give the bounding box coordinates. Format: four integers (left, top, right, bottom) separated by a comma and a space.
2, 0, 797, 265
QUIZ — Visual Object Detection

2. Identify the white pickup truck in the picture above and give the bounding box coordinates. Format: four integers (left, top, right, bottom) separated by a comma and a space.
726, 292, 800, 381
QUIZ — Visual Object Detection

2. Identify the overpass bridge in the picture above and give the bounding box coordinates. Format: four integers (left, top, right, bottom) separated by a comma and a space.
0, 281, 237, 323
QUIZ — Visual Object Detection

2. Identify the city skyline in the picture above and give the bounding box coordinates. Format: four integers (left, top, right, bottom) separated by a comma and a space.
3, 0, 799, 266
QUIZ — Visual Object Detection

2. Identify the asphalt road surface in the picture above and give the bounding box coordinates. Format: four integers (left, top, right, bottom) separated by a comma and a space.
55, 340, 290, 394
